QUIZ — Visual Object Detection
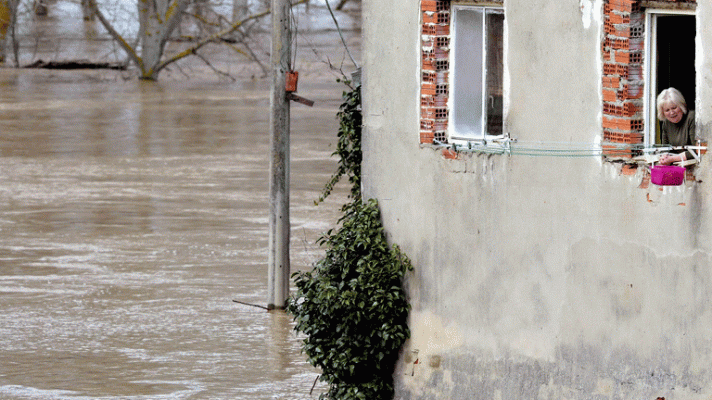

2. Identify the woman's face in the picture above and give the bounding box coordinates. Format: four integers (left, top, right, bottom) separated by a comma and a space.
663, 102, 684, 124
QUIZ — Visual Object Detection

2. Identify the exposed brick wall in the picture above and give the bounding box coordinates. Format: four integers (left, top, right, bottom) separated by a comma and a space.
601, 0, 696, 157
420, 0, 451, 144
601, 0, 644, 157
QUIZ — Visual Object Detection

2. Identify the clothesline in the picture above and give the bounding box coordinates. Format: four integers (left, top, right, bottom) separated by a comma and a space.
432, 139, 707, 159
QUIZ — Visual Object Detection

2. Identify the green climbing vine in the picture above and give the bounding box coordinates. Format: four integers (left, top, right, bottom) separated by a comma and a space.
316, 80, 362, 204
287, 81, 413, 399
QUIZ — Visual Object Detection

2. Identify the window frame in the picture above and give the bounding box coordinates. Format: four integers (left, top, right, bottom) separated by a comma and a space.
643, 8, 696, 149
448, 4, 505, 144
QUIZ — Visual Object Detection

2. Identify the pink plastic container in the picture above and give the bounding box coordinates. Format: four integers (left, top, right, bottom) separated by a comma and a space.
651, 165, 685, 186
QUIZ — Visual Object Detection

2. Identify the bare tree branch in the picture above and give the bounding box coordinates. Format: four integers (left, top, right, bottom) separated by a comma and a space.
86, 0, 144, 71
154, 0, 308, 76
224, 36, 269, 76
192, 49, 235, 81
335, 0, 351, 10
324, 0, 358, 68
155, 8, 268, 73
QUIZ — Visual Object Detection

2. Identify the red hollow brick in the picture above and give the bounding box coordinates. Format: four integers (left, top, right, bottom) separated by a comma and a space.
421, 0, 438, 12
603, 63, 616, 75
614, 50, 630, 63
602, 145, 634, 158
421, 106, 448, 120
434, 60, 449, 71
422, 107, 436, 119
603, 101, 642, 118
603, 76, 620, 88
610, 38, 630, 50
603, 89, 617, 102
613, 50, 642, 65
422, 59, 436, 72
629, 51, 642, 64
423, 12, 450, 25
422, 86, 436, 96
603, 63, 628, 78
421, 0, 449, 12
436, 84, 448, 96
630, 24, 644, 38
421, 96, 435, 108
607, 0, 637, 13
422, 24, 450, 36
420, 131, 435, 144
603, 116, 622, 130
423, 71, 437, 84
435, 36, 450, 49
604, 20, 613, 34
608, 13, 630, 25
604, 130, 644, 143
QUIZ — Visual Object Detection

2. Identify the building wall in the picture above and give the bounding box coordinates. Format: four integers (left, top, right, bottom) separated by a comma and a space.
362, 0, 712, 399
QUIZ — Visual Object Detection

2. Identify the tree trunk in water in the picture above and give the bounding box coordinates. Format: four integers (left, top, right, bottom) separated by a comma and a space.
137, 0, 189, 79
0, 0, 17, 64
0, 0, 9, 63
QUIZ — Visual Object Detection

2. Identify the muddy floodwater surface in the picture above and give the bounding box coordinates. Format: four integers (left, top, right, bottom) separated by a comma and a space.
0, 3, 358, 396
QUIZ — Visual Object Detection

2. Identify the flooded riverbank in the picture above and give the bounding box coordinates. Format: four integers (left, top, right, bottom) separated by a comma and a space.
0, 4, 357, 394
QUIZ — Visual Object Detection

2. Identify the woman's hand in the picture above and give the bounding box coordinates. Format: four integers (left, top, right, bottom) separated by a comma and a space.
659, 153, 680, 165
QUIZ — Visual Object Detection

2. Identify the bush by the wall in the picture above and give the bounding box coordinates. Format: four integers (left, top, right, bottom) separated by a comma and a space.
287, 198, 412, 399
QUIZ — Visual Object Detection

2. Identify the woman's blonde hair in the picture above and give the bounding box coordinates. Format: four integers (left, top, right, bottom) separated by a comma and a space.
656, 87, 688, 121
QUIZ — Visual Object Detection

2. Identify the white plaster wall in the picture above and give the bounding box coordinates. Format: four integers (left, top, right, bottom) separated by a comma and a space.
362, 0, 712, 399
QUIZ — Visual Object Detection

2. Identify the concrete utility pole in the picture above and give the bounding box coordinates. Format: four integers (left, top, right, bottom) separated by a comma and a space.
267, 0, 291, 310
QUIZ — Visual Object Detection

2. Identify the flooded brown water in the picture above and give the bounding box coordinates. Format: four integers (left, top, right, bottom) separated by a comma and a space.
0, 3, 358, 394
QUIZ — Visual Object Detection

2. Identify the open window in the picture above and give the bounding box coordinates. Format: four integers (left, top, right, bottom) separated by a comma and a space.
449, 5, 504, 142
644, 10, 696, 148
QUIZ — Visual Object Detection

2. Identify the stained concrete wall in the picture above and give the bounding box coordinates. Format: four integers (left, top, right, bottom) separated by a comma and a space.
361, 1, 712, 399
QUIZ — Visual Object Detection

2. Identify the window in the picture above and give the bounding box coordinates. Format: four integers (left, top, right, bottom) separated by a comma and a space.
449, 5, 504, 141
643, 10, 696, 147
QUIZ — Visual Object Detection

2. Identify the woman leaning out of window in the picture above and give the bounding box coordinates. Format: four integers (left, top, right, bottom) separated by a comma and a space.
656, 87, 696, 166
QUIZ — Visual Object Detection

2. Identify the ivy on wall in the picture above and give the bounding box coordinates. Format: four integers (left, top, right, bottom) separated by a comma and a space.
288, 82, 413, 399
316, 80, 362, 204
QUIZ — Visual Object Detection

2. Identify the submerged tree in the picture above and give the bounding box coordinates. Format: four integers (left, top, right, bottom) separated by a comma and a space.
87, 0, 188, 79
0, 0, 18, 65
86, 0, 305, 80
